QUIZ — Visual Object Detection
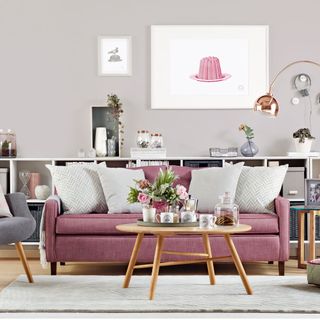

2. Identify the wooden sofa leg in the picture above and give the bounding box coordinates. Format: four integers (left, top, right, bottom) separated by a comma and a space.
15, 242, 34, 283
268, 261, 274, 264
278, 261, 285, 276
51, 262, 57, 275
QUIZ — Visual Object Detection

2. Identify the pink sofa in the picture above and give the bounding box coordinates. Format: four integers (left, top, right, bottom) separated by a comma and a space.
44, 165, 290, 276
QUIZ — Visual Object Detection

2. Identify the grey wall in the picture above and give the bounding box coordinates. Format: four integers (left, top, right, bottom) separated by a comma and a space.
1, 0, 320, 157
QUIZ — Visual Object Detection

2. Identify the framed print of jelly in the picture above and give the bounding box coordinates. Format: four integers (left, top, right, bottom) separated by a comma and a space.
98, 36, 132, 76
151, 25, 269, 109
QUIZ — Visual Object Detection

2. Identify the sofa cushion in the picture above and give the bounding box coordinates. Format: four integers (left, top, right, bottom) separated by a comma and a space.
169, 165, 195, 191
130, 166, 167, 183
55, 212, 279, 235
97, 167, 145, 214
56, 213, 142, 235
235, 165, 288, 213
189, 163, 244, 213
46, 163, 107, 214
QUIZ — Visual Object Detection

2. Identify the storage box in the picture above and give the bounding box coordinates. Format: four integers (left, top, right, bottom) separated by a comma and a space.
0, 168, 8, 193
130, 148, 166, 159
282, 167, 305, 200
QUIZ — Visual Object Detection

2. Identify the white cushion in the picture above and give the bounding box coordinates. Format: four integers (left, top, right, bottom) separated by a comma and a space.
235, 165, 288, 213
46, 163, 107, 214
0, 185, 12, 218
188, 163, 244, 213
97, 167, 145, 214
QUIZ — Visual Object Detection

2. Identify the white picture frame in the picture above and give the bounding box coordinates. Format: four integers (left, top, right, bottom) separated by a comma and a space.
98, 36, 132, 76
151, 25, 269, 109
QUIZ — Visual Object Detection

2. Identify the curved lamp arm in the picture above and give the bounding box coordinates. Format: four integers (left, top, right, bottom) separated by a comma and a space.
255, 59, 320, 117
268, 60, 320, 93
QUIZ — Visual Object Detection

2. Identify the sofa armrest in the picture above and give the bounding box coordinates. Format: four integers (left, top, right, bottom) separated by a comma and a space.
5, 192, 34, 219
44, 198, 61, 261
275, 196, 290, 261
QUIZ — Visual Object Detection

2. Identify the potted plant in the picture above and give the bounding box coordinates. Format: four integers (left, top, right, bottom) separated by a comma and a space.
293, 128, 315, 153
239, 124, 259, 157
127, 168, 189, 222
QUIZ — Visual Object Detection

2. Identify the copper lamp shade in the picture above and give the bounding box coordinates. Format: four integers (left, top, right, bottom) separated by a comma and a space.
254, 93, 279, 117
254, 60, 320, 117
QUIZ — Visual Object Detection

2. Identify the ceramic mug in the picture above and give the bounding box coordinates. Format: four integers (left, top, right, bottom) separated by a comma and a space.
156, 212, 174, 223
199, 214, 217, 229
180, 211, 197, 223
142, 206, 156, 223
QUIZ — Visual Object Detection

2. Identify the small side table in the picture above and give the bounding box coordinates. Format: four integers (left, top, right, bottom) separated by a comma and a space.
291, 206, 320, 269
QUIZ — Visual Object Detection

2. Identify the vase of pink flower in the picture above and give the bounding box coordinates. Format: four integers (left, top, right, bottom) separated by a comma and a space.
127, 168, 189, 222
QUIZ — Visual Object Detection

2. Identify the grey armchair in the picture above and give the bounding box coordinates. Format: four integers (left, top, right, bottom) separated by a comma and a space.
0, 193, 36, 283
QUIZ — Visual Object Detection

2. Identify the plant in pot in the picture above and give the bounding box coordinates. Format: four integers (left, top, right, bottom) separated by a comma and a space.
127, 168, 189, 223
239, 124, 259, 157
293, 128, 315, 153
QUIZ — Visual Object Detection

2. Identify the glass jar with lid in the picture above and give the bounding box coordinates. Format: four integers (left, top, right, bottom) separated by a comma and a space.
0, 129, 17, 157
150, 133, 162, 148
136, 130, 150, 148
214, 192, 239, 226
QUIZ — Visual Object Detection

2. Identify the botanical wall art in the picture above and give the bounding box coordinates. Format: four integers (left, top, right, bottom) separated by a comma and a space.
151, 25, 269, 109
98, 36, 132, 76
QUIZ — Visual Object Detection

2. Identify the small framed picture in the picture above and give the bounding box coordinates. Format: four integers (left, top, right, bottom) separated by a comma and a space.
305, 179, 320, 206
98, 36, 132, 76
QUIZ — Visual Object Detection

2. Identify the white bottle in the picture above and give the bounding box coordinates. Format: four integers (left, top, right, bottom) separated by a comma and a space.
95, 127, 107, 157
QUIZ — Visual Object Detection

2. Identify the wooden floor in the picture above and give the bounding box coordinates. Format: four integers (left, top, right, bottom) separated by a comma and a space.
0, 258, 306, 292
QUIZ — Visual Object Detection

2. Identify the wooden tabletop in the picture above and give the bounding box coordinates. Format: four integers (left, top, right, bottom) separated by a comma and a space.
116, 223, 252, 235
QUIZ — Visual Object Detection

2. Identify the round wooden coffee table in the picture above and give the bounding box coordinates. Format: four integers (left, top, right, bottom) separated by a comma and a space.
116, 223, 252, 300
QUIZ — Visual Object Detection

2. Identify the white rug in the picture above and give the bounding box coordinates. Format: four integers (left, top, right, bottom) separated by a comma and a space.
0, 275, 319, 313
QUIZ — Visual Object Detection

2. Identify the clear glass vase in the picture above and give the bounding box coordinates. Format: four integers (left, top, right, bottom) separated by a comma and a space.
240, 138, 259, 157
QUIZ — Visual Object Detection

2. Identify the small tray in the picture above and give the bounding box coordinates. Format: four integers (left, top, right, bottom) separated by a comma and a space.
137, 219, 198, 228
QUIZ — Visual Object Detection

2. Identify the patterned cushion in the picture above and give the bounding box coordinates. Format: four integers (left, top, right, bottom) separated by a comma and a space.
97, 167, 145, 214
235, 165, 288, 213
0, 185, 12, 217
46, 163, 107, 214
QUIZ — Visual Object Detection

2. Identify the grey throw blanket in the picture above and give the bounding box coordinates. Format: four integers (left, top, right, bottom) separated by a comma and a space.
39, 195, 61, 268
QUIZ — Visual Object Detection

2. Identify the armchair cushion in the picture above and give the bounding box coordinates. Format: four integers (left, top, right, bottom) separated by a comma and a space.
0, 185, 12, 218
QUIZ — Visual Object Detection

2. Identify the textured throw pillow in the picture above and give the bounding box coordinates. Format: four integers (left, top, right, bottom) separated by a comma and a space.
97, 167, 145, 214
235, 165, 288, 213
46, 163, 107, 214
0, 185, 12, 218
188, 162, 244, 213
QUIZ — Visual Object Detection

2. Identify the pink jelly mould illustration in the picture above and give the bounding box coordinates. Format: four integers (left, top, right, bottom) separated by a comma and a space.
191, 56, 231, 82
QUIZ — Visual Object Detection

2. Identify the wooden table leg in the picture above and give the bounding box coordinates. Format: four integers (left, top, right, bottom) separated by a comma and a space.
202, 233, 215, 285
309, 211, 316, 262
15, 242, 33, 283
149, 235, 164, 300
298, 212, 306, 269
123, 233, 144, 288
224, 234, 253, 295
